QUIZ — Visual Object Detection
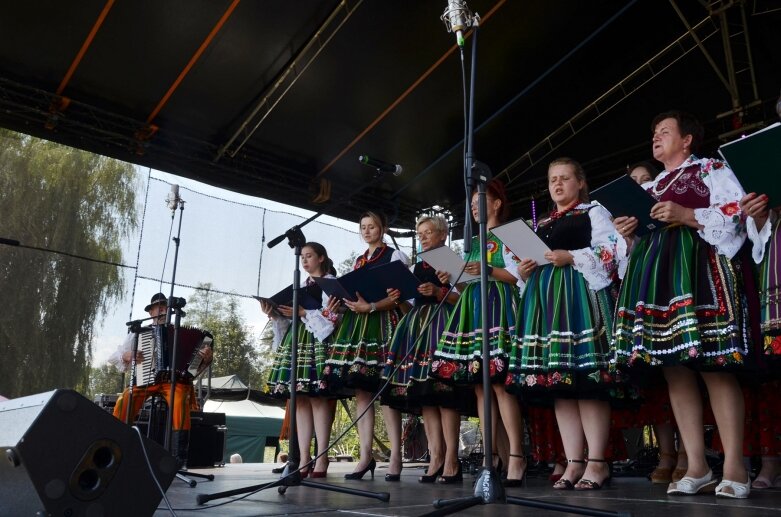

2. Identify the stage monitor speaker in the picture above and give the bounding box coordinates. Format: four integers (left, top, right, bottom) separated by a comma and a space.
0, 389, 178, 517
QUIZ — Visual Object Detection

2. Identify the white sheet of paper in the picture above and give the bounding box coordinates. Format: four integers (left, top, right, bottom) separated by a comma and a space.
491, 218, 551, 265
418, 246, 479, 284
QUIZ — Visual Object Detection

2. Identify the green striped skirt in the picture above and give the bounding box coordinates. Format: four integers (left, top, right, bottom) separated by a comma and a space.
324, 309, 401, 393
612, 225, 751, 370
381, 303, 465, 411
267, 323, 331, 397
430, 280, 519, 385
507, 263, 618, 397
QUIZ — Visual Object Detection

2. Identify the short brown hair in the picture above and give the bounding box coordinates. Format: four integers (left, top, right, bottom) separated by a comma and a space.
651, 111, 704, 153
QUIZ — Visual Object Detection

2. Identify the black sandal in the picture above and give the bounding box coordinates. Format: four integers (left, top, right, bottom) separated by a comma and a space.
552, 459, 586, 490
574, 458, 612, 490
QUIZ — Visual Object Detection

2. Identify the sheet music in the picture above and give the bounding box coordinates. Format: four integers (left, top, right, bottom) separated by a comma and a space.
418, 246, 479, 284
491, 218, 551, 265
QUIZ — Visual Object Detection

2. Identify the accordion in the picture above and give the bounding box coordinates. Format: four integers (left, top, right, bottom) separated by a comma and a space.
135, 324, 213, 387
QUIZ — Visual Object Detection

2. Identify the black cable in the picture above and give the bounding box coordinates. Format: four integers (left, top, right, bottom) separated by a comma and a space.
0, 237, 137, 269
129, 167, 154, 321
133, 426, 177, 517
158, 211, 176, 294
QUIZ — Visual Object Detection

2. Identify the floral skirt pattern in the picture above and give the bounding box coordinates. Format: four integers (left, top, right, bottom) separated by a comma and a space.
613, 226, 751, 371
381, 303, 466, 412
267, 324, 331, 397
507, 264, 618, 398
324, 309, 400, 393
430, 280, 519, 385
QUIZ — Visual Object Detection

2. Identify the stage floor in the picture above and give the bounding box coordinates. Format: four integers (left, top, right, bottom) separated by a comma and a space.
157, 462, 781, 516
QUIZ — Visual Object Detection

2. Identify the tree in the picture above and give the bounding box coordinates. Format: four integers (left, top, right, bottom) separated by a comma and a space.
86, 363, 125, 400
184, 284, 268, 388
337, 251, 359, 275
0, 130, 139, 398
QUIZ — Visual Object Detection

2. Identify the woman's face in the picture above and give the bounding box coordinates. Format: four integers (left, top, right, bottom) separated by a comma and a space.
301, 246, 324, 275
470, 192, 501, 222
360, 216, 383, 245
548, 163, 584, 208
416, 220, 445, 251
652, 117, 691, 163
629, 166, 653, 184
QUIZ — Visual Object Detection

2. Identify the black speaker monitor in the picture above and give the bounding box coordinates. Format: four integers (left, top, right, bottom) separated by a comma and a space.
0, 389, 178, 517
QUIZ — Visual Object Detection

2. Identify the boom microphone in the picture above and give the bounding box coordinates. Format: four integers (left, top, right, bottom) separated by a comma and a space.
166, 184, 180, 211
441, 0, 472, 47
359, 155, 403, 176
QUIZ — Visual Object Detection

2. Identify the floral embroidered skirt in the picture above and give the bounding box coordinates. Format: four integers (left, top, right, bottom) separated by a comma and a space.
613, 226, 751, 371
381, 303, 468, 412
267, 324, 332, 397
507, 263, 620, 400
430, 280, 519, 385
324, 309, 400, 393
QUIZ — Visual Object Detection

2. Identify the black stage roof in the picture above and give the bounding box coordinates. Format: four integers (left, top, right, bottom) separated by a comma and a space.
1, 0, 779, 228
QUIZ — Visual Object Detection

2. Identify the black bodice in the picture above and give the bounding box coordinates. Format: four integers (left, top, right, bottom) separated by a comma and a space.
536, 206, 593, 251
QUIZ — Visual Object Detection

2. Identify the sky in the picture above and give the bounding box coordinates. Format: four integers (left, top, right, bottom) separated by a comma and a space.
92, 165, 415, 366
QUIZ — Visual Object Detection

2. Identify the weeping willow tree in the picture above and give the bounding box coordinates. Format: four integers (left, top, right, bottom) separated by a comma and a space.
0, 130, 138, 398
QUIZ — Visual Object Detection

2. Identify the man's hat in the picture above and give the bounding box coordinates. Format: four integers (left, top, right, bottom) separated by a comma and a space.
144, 292, 168, 312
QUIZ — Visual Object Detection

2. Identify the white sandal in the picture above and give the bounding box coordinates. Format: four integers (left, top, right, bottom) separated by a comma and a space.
715, 477, 751, 499
667, 470, 718, 495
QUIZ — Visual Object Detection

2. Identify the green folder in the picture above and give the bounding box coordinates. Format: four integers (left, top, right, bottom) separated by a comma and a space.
718, 122, 781, 206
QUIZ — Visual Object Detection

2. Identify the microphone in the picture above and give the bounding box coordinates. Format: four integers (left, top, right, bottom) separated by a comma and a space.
441, 0, 472, 47
359, 155, 403, 176
166, 184, 180, 211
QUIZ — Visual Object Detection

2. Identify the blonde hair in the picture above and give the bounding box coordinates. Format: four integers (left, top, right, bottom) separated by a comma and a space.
416, 215, 448, 234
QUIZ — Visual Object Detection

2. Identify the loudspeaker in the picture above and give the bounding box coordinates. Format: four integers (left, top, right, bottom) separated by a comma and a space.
0, 389, 178, 517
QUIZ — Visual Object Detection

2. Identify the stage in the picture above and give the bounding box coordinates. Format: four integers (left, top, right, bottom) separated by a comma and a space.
159, 462, 781, 516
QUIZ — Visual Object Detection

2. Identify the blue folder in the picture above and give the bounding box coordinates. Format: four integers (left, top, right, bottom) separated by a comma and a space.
314, 260, 420, 303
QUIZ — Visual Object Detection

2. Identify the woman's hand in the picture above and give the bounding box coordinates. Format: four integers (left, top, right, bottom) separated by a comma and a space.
741, 192, 769, 230
517, 259, 538, 281
650, 201, 695, 227
343, 292, 372, 313
465, 261, 481, 276
325, 295, 341, 314
417, 282, 438, 297
544, 250, 574, 267
386, 288, 401, 303
259, 299, 275, 317
614, 215, 638, 239
435, 270, 451, 285
277, 305, 305, 318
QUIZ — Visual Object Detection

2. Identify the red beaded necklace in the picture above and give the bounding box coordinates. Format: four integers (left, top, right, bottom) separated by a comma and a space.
355, 244, 388, 269
549, 201, 580, 220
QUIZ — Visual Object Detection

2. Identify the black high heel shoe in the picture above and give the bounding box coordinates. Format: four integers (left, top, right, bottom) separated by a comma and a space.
419, 464, 444, 483
436, 463, 463, 484
344, 459, 376, 480
385, 464, 402, 482
502, 453, 527, 488
574, 458, 612, 490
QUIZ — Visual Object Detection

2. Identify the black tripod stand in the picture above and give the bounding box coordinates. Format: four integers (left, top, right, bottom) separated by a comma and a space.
198, 186, 394, 506
424, 3, 629, 516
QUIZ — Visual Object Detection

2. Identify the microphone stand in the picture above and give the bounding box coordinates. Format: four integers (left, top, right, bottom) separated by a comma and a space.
198, 170, 394, 506
161, 197, 214, 487
426, 5, 629, 517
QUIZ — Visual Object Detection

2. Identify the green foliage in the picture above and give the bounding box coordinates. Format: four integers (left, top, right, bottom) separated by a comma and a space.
336, 250, 359, 276
86, 363, 125, 400
184, 284, 270, 388
0, 130, 138, 397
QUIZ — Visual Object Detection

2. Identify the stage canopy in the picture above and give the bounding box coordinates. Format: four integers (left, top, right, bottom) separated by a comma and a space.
1, 0, 779, 227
